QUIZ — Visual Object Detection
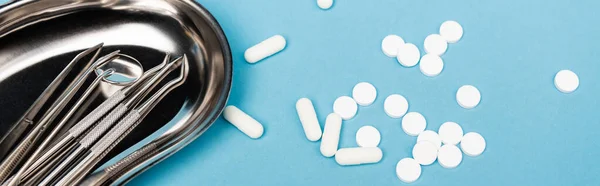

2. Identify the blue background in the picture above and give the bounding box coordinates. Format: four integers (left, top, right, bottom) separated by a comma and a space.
3, 0, 600, 185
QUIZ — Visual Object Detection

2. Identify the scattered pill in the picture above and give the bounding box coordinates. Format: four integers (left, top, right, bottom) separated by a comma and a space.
317, 0, 333, 10
352, 82, 377, 106
437, 144, 462, 169
320, 113, 343, 157
333, 96, 358, 120
382, 35, 405, 57
412, 141, 438, 165
395, 158, 421, 183
439, 122, 463, 145
439, 20, 463, 43
419, 54, 444, 77
223, 106, 264, 139
356, 125, 381, 147
456, 85, 481, 109
335, 147, 383, 166
424, 34, 448, 56
417, 130, 442, 149
460, 132, 486, 157
396, 43, 420, 67
401, 112, 426, 136
554, 70, 579, 93
244, 35, 286, 63
296, 98, 322, 141
384, 94, 409, 118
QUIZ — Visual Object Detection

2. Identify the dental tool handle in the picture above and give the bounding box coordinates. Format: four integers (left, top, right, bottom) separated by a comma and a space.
69, 90, 126, 137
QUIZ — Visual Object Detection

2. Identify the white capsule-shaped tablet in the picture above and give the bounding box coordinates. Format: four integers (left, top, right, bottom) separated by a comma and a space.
335, 147, 383, 166
320, 113, 343, 157
296, 98, 322, 141
244, 35, 286, 63
223, 106, 264, 139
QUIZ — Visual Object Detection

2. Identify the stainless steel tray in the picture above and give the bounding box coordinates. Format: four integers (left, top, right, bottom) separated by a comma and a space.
0, 0, 232, 184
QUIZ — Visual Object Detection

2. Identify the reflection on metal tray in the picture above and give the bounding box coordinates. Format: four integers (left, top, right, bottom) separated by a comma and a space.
0, 0, 232, 185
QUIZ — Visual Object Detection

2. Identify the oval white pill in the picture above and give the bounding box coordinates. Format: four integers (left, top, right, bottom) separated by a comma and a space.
335, 147, 383, 166
440, 20, 463, 43
456, 85, 481, 109
223, 106, 264, 139
395, 158, 421, 183
412, 141, 438, 165
461, 132, 486, 157
396, 43, 420, 67
439, 122, 463, 145
424, 34, 448, 56
384, 94, 408, 118
419, 54, 444, 77
317, 0, 333, 10
333, 96, 358, 120
356, 125, 381, 147
382, 35, 405, 57
554, 70, 579, 93
417, 130, 442, 149
296, 98, 322, 141
437, 144, 462, 169
352, 82, 377, 106
320, 113, 343, 157
401, 112, 426, 136
244, 35, 286, 63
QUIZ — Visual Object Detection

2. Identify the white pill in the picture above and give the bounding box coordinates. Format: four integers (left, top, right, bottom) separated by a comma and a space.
437, 145, 462, 169
419, 54, 444, 77
223, 106, 264, 139
424, 34, 448, 56
554, 70, 579, 93
440, 20, 463, 43
244, 35, 286, 63
456, 85, 481, 109
384, 94, 408, 118
320, 113, 343, 157
356, 125, 381, 147
461, 132, 486, 157
296, 98, 322, 141
401, 112, 426, 136
438, 122, 463, 145
417, 130, 442, 149
395, 158, 421, 183
333, 96, 358, 120
335, 147, 383, 166
317, 0, 333, 10
381, 35, 405, 57
352, 82, 377, 106
412, 141, 438, 165
396, 43, 420, 67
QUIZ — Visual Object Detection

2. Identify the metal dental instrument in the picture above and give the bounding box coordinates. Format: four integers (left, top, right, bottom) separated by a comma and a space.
0, 43, 103, 160
58, 56, 189, 186
0, 49, 119, 183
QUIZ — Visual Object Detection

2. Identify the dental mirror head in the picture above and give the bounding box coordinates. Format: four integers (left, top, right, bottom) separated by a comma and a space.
95, 54, 144, 96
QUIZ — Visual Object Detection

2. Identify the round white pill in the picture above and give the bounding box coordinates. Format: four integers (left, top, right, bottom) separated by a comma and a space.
412, 141, 438, 165
424, 34, 448, 56
396, 43, 420, 67
352, 82, 377, 106
317, 0, 333, 10
461, 132, 486, 157
401, 112, 426, 136
437, 145, 462, 169
554, 70, 579, 93
456, 85, 481, 109
395, 158, 421, 183
417, 130, 442, 149
384, 94, 408, 118
439, 122, 463, 145
419, 54, 444, 77
381, 35, 405, 57
356, 125, 381, 147
333, 96, 358, 120
440, 20, 463, 43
